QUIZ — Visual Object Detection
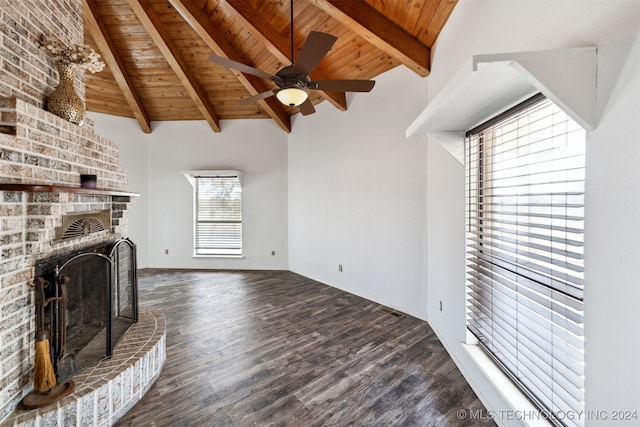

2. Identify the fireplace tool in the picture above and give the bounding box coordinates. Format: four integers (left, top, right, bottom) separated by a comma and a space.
55, 273, 76, 383
31, 277, 56, 391
20, 274, 75, 409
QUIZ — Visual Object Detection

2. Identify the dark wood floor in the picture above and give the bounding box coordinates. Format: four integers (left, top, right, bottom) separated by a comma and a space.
115, 269, 494, 427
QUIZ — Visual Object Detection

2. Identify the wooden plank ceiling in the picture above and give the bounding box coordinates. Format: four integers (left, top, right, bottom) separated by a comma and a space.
83, 0, 458, 133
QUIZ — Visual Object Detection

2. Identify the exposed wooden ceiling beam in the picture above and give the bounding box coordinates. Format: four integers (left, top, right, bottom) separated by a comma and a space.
83, 0, 151, 133
223, 0, 347, 112
168, 0, 292, 133
308, 0, 431, 77
126, 0, 221, 132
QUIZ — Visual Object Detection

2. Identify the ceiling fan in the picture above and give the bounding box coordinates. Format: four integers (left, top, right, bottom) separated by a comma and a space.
208, 1, 375, 116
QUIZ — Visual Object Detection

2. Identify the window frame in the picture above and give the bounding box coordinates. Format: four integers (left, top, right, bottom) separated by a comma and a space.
465, 94, 586, 427
183, 170, 243, 258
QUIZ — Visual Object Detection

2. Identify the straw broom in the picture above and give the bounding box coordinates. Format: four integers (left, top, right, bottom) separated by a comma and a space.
34, 336, 56, 392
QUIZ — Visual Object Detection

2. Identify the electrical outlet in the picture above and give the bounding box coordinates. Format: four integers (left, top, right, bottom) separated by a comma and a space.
439, 301, 443, 312
164, 249, 169, 255
338, 264, 343, 272
271, 250, 276, 256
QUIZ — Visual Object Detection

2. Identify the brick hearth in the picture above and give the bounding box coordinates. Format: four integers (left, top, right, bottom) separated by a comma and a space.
2, 309, 166, 427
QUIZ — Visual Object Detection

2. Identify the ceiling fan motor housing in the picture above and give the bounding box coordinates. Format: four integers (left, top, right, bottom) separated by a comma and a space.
275, 65, 311, 89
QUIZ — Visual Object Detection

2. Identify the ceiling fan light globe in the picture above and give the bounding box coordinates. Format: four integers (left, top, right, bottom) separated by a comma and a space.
276, 88, 308, 107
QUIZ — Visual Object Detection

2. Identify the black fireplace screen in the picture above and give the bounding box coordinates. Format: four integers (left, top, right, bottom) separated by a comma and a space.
111, 240, 137, 347
35, 238, 138, 379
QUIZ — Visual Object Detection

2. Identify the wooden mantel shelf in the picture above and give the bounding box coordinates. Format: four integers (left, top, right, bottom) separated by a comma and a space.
0, 183, 139, 197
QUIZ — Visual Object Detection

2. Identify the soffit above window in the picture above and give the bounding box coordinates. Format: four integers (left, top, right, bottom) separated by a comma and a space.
182, 170, 243, 188
406, 47, 597, 164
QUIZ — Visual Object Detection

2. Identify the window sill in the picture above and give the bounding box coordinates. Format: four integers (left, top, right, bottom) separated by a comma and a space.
192, 255, 244, 259
461, 341, 554, 427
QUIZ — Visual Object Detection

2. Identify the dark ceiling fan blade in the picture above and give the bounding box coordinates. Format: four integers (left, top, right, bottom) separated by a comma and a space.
208, 55, 280, 82
299, 98, 316, 116
292, 31, 337, 75
309, 79, 376, 92
238, 90, 276, 105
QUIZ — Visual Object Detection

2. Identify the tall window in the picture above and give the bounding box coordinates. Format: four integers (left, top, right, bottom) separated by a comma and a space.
193, 174, 242, 256
465, 94, 585, 426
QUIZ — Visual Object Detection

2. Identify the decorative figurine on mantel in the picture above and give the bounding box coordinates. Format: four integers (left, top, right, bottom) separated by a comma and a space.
38, 36, 105, 126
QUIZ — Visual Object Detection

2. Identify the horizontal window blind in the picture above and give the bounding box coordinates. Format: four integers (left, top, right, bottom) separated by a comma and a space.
465, 94, 585, 426
195, 175, 242, 256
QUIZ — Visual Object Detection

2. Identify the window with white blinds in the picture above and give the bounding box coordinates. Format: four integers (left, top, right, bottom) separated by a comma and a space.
465, 94, 585, 426
194, 174, 242, 256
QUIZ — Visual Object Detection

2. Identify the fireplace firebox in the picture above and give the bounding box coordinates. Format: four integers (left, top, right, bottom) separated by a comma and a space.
34, 238, 138, 386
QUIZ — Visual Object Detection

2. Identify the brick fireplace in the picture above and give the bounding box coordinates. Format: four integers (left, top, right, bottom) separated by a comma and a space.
0, 0, 164, 423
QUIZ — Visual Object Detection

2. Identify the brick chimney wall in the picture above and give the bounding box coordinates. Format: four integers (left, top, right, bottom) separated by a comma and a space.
0, 0, 85, 105
0, 0, 132, 421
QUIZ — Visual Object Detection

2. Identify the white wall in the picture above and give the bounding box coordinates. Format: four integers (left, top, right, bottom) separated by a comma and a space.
585, 32, 640, 422
90, 115, 289, 270
89, 113, 150, 267
288, 66, 429, 319
423, 1, 640, 426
